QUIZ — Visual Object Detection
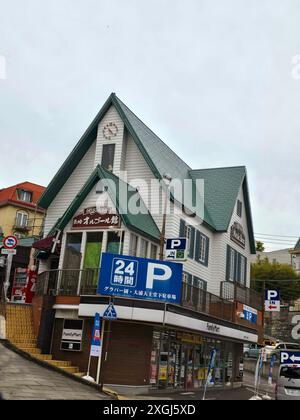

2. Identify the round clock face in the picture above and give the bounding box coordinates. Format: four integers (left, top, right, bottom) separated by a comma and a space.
103, 122, 118, 140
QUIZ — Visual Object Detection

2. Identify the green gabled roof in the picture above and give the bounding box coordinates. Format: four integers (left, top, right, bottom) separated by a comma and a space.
189, 166, 256, 254
39, 93, 256, 253
113, 96, 192, 182
39, 93, 192, 209
56, 165, 161, 242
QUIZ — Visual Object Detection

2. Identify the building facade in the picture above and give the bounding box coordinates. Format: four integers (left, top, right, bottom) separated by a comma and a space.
0, 182, 46, 240
33, 93, 262, 393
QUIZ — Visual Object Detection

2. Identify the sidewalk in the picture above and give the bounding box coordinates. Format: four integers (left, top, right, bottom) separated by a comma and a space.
0, 342, 110, 400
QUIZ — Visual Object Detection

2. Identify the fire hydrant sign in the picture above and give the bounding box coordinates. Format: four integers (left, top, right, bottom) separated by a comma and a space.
265, 290, 280, 312
98, 253, 183, 304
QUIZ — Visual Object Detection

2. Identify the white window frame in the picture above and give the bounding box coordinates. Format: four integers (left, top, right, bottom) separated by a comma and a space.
239, 255, 246, 286
229, 248, 236, 282
140, 238, 149, 259
18, 189, 32, 203
199, 235, 207, 264
129, 233, 139, 257
16, 211, 28, 228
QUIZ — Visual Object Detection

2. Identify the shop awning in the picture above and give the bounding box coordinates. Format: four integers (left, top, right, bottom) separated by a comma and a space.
32, 236, 56, 252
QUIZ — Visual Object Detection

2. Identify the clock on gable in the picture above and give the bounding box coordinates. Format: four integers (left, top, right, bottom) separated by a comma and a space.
103, 122, 118, 140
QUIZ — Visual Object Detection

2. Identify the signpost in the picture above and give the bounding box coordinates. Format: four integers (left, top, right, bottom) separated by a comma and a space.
98, 253, 183, 304
2, 236, 18, 301
265, 290, 280, 312
85, 313, 103, 383
165, 238, 187, 261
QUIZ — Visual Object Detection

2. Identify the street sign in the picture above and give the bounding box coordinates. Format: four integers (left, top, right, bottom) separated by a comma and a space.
98, 253, 183, 304
280, 351, 300, 365
1, 248, 17, 256
3, 236, 18, 250
265, 290, 280, 312
243, 305, 258, 324
165, 238, 187, 261
103, 303, 117, 321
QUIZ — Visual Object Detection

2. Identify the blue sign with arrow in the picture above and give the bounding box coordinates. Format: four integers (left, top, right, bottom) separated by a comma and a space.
103, 303, 117, 321
280, 351, 300, 365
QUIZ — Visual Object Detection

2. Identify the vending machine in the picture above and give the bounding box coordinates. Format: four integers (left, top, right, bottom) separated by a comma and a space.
11, 268, 37, 304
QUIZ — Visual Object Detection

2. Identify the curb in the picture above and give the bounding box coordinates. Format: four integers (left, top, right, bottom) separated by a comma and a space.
0, 339, 115, 399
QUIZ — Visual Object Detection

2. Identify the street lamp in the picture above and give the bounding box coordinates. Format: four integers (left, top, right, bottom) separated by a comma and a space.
159, 174, 172, 261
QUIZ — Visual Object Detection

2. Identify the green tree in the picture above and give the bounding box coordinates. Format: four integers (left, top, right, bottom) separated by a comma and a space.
251, 259, 300, 304
256, 241, 265, 252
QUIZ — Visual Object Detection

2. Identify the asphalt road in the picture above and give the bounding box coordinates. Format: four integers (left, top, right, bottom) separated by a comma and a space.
0, 342, 110, 400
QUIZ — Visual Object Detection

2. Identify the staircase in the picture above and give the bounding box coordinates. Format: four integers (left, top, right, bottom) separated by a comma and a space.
5, 303, 84, 376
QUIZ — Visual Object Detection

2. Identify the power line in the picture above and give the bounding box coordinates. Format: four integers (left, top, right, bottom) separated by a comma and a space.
255, 233, 300, 239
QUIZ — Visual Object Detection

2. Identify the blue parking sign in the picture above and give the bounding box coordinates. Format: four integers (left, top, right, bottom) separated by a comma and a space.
98, 253, 183, 304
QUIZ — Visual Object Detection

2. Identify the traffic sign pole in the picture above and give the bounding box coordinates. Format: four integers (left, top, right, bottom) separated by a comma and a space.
4, 253, 13, 301
96, 319, 105, 385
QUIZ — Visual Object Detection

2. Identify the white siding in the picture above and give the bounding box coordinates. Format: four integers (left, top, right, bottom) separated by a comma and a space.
44, 141, 96, 235
94, 105, 125, 177
211, 184, 252, 295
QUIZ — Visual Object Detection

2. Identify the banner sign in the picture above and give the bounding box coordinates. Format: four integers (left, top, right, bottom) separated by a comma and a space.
72, 207, 120, 230
90, 313, 102, 357
98, 253, 183, 304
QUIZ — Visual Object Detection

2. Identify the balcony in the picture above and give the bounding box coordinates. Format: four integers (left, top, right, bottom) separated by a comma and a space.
35, 270, 263, 326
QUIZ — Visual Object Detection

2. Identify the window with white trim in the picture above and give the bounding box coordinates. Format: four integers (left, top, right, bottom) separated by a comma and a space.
239, 255, 247, 286
199, 235, 207, 264
140, 239, 148, 258
15, 211, 28, 228
229, 248, 236, 282
129, 234, 138, 257
17, 189, 32, 203
150, 244, 158, 260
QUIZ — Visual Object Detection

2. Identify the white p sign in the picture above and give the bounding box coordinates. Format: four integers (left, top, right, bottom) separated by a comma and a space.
281, 352, 290, 364
146, 263, 172, 290
171, 240, 182, 249
267, 290, 279, 301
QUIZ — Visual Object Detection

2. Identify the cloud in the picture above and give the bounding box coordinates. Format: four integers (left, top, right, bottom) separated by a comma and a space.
0, 0, 300, 249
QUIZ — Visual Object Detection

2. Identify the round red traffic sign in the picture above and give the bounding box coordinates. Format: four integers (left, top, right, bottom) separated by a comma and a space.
3, 236, 18, 250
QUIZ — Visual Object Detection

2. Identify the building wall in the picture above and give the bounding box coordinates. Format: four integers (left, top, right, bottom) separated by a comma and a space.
44, 141, 97, 236
51, 318, 153, 385
41, 104, 255, 299
0, 204, 44, 238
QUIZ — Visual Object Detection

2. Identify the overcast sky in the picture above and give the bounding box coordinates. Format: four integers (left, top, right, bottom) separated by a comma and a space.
0, 0, 300, 250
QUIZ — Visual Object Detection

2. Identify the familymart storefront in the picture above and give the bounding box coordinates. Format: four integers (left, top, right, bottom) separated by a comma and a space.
74, 297, 258, 394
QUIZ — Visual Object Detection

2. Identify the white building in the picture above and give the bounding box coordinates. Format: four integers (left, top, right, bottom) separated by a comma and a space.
33, 93, 261, 393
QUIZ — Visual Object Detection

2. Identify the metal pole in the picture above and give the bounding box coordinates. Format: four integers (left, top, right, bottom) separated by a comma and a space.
96, 319, 105, 385
4, 254, 13, 301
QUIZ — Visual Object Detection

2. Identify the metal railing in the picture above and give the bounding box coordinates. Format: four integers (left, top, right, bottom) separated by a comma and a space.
36, 270, 246, 323
36, 269, 100, 297
182, 283, 234, 322
220, 281, 263, 311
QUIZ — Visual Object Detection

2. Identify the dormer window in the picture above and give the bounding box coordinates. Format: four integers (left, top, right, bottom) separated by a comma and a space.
17, 189, 32, 203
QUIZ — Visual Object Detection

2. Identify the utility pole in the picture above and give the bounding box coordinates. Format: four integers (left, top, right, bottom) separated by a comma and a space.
159, 174, 172, 261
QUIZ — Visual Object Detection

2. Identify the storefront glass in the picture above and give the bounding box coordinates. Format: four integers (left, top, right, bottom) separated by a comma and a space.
149, 329, 236, 390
